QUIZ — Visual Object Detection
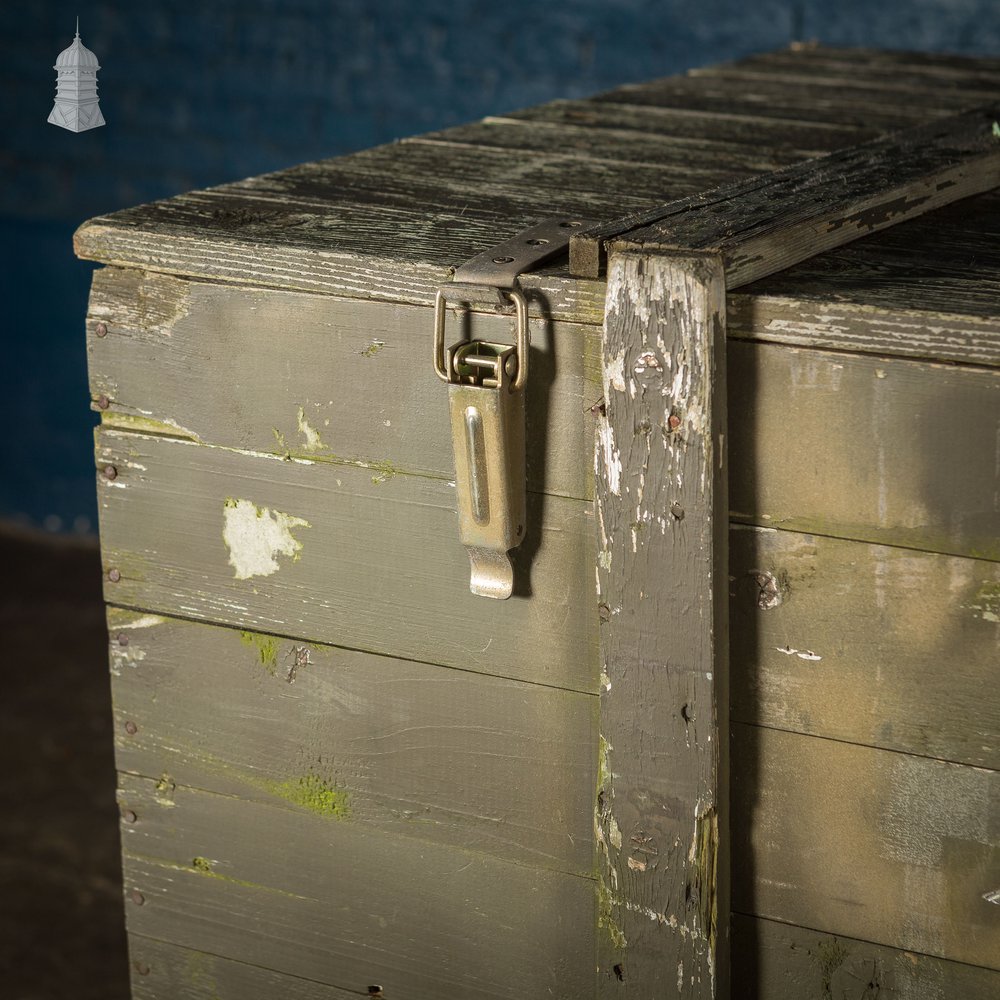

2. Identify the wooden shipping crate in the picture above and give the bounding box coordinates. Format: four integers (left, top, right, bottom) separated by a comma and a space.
78, 46, 1000, 999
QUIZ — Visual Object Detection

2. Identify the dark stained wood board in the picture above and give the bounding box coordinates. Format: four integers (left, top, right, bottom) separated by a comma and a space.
594, 252, 730, 996
729, 525, 1000, 769
89, 271, 1000, 557
732, 723, 1000, 970
107, 607, 596, 876
118, 774, 596, 1000
731, 914, 1000, 1000
94, 429, 599, 692
128, 936, 358, 1000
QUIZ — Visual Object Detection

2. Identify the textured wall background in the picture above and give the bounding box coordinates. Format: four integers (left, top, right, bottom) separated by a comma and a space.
3, 0, 1000, 530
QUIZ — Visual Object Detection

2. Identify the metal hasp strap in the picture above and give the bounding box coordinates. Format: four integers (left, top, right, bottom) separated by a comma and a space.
433, 217, 595, 599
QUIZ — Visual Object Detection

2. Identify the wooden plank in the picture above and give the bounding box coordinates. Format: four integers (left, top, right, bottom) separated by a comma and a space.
727, 341, 1000, 561
731, 724, 1000, 970
499, 100, 870, 151
592, 73, 971, 129
731, 914, 1000, 1000
89, 271, 1000, 558
594, 251, 729, 996
737, 187, 1000, 326
730, 526, 1000, 769
129, 935, 358, 1000
94, 429, 598, 692
118, 775, 596, 1000
573, 105, 1000, 279
86, 267, 602, 503
108, 607, 596, 876
753, 44, 1000, 77
412, 120, 818, 174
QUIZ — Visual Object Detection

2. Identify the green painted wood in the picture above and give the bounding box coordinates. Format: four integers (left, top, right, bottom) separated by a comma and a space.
594, 251, 729, 997
107, 607, 596, 876
731, 914, 1000, 1000
94, 429, 598, 692
89, 271, 1000, 557
118, 775, 596, 1000
86, 267, 602, 503
727, 340, 1000, 561
731, 723, 1000, 970
128, 935, 359, 999
730, 526, 1000, 770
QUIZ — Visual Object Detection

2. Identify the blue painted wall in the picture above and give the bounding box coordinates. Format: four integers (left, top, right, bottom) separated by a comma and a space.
3, 1, 999, 532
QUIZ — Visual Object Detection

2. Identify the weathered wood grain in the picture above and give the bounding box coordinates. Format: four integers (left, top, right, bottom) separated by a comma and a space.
728, 340, 1000, 561
594, 252, 729, 996
732, 724, 1000, 970
574, 105, 1000, 278
86, 267, 602, 502
107, 607, 596, 875
730, 526, 1000, 769
499, 100, 870, 151
118, 774, 596, 1000
413, 120, 818, 174
128, 935, 358, 1000
731, 914, 1000, 1000
94, 429, 598, 692
747, 44, 1000, 77
89, 270, 1000, 552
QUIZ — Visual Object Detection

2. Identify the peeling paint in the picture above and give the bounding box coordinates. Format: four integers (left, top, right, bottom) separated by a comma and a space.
296, 405, 326, 451
222, 498, 310, 580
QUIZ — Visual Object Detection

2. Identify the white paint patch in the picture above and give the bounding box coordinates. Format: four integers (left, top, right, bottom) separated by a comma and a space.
296, 406, 325, 451
775, 645, 822, 661
606, 348, 627, 393
609, 815, 622, 850
117, 614, 167, 630
983, 888, 1000, 905
222, 499, 310, 580
598, 421, 622, 496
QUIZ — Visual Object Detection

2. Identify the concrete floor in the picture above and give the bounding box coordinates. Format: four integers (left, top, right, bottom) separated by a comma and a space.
0, 524, 130, 999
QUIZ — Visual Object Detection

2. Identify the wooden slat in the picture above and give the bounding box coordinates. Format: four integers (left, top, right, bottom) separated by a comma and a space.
94, 430, 598, 692
730, 526, 1000, 769
727, 340, 1000, 561
595, 252, 729, 996
731, 914, 1000, 1000
108, 607, 596, 876
86, 267, 602, 503
750, 44, 1000, 77
118, 775, 595, 1000
738, 187, 1000, 326
573, 105, 1000, 279
500, 100, 870, 151
732, 724, 1000, 970
129, 935, 358, 1000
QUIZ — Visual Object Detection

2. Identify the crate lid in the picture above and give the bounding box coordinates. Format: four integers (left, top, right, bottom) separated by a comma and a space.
75, 45, 1000, 366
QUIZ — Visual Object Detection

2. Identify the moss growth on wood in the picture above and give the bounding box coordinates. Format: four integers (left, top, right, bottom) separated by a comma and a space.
262, 773, 350, 819
240, 630, 279, 676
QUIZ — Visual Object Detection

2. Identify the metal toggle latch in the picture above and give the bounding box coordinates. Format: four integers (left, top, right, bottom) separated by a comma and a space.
433, 217, 595, 599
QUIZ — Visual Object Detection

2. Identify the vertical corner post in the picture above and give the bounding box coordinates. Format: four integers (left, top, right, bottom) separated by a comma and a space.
595, 250, 730, 998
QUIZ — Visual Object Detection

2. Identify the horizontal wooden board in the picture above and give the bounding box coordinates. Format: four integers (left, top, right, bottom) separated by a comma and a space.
594, 72, 981, 129
90, 271, 1000, 557
108, 607, 596, 876
732, 724, 1000, 970
94, 430, 599, 692
118, 775, 596, 1000
129, 935, 358, 1000
732, 914, 1000, 1000
499, 99, 870, 150
727, 341, 1000, 561
86, 266, 602, 502
730, 526, 1000, 769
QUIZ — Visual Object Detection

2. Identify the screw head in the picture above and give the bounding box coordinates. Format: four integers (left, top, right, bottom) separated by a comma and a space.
492, 256, 515, 264
668, 414, 681, 430
124, 720, 138, 736
122, 809, 138, 824
96, 394, 110, 410
95, 322, 108, 338
117, 633, 129, 647
103, 464, 118, 481
129, 889, 145, 906
108, 568, 121, 583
